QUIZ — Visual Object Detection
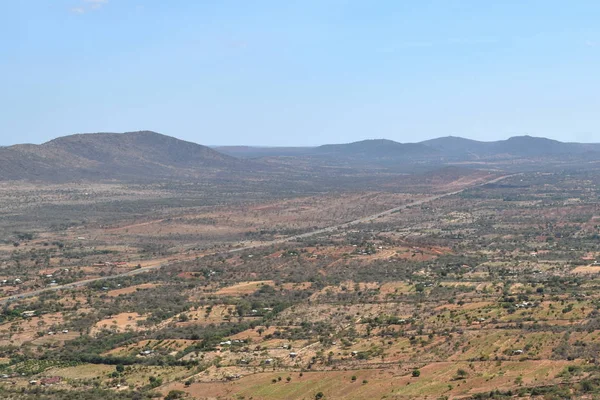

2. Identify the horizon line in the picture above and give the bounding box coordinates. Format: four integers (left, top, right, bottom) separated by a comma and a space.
2, 131, 599, 148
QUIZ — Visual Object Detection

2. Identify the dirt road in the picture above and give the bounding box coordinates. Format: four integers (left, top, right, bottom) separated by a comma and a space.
0, 173, 515, 305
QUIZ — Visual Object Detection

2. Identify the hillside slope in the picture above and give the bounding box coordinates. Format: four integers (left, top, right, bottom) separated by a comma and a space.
423, 135, 600, 159
219, 135, 600, 163
0, 131, 249, 181
3, 132, 600, 181
315, 139, 438, 159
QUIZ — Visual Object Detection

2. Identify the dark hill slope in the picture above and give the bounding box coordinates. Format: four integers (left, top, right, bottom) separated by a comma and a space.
46, 131, 238, 168
420, 136, 489, 158
492, 136, 599, 156
423, 135, 600, 158
0, 131, 251, 182
315, 139, 438, 159
214, 146, 313, 158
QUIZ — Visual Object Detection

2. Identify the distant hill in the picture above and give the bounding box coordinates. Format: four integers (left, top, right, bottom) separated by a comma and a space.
217, 135, 600, 166
0, 131, 249, 181
217, 139, 438, 161
420, 136, 490, 158
3, 132, 600, 181
492, 135, 600, 156
422, 135, 600, 159
214, 146, 313, 158
314, 139, 438, 159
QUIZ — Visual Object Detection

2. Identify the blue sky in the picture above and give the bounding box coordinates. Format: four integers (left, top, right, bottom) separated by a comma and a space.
1, 1, 599, 146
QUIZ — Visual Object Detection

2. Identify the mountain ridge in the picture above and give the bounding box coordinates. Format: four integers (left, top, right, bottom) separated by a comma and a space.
216, 134, 600, 159
2, 131, 600, 182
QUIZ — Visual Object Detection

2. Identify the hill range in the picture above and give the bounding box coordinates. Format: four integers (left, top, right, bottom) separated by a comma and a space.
1, 131, 599, 181
217, 135, 600, 160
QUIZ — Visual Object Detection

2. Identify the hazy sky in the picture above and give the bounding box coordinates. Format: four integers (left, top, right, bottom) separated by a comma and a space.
1, 1, 599, 146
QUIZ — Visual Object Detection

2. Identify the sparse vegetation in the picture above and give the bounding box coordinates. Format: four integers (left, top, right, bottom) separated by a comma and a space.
1, 164, 600, 399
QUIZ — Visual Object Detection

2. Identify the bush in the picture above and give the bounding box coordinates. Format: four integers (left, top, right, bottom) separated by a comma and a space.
412, 369, 421, 377
455, 368, 468, 379
165, 390, 185, 400
149, 376, 163, 388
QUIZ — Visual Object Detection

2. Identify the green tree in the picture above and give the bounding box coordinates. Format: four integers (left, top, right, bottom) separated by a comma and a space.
456, 368, 468, 379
